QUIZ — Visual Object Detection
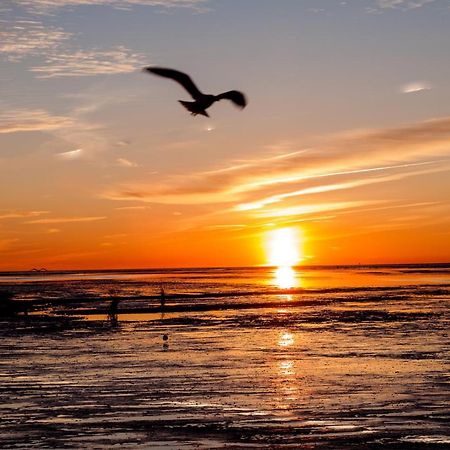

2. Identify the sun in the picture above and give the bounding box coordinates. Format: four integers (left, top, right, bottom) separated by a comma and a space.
266, 227, 303, 289
267, 227, 302, 267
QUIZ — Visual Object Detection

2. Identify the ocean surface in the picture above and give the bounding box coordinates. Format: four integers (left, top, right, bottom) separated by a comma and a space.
0, 264, 449, 448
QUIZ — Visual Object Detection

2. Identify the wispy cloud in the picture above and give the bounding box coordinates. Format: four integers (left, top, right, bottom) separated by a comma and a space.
0, 19, 70, 61
30, 46, 143, 78
114, 205, 148, 210
0, 14, 146, 79
56, 148, 84, 160
375, 0, 435, 10
0, 109, 73, 134
254, 201, 377, 219
203, 224, 247, 231
103, 116, 450, 208
26, 216, 106, 224
10, 0, 209, 14
117, 157, 138, 167
236, 161, 442, 211
2, 1, 207, 80
46, 92, 128, 159
401, 81, 432, 93
0, 210, 49, 220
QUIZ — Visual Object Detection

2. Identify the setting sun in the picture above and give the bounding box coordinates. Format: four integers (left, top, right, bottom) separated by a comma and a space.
267, 227, 302, 267
266, 227, 303, 289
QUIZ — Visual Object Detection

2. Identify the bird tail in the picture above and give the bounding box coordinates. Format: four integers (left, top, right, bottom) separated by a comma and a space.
179, 100, 209, 117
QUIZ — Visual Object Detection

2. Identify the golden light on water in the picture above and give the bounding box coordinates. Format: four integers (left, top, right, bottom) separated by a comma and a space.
275, 266, 296, 289
278, 331, 295, 347
279, 360, 295, 376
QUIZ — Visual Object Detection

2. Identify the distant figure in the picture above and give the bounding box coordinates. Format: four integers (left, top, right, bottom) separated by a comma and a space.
160, 286, 166, 310
144, 67, 247, 117
162, 334, 169, 350
108, 298, 120, 326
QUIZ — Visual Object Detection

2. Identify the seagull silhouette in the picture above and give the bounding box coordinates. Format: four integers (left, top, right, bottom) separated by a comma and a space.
144, 67, 247, 118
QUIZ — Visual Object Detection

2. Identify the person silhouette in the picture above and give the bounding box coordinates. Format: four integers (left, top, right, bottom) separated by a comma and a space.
108, 298, 119, 326
160, 286, 166, 309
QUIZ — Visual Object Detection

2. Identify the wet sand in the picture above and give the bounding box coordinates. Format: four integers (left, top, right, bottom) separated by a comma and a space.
1, 266, 449, 448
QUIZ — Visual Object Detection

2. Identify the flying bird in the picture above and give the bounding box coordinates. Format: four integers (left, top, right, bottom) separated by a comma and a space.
144, 66, 247, 118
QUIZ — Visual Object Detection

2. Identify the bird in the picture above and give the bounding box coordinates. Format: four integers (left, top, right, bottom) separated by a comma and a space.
144, 66, 247, 117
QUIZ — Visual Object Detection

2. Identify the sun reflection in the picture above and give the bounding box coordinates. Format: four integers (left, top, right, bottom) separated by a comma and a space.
275, 265, 296, 289
279, 360, 295, 375
272, 330, 301, 411
278, 331, 295, 347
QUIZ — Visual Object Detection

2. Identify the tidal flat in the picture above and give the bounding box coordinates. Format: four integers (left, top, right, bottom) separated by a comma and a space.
1, 265, 449, 448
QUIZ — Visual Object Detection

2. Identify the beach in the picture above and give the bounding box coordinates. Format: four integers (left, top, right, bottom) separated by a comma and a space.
1, 265, 449, 448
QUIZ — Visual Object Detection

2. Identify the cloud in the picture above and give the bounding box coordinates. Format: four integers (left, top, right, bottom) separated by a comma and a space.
30, 46, 143, 78
0, 20, 70, 61
401, 81, 432, 93
26, 216, 106, 224
0, 210, 49, 220
235, 161, 442, 211
103, 116, 450, 208
10, 0, 209, 13
0, 109, 73, 134
114, 205, 149, 211
0, 18, 145, 79
117, 157, 138, 167
203, 224, 247, 231
56, 148, 84, 160
375, 0, 435, 9
254, 201, 377, 219
1, 2, 207, 78
114, 205, 148, 210
44, 92, 129, 159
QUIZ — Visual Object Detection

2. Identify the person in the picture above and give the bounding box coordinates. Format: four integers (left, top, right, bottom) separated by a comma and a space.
160, 286, 166, 309
108, 298, 119, 326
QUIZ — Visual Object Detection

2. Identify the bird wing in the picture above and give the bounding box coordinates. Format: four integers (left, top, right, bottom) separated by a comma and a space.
215, 90, 247, 108
144, 67, 203, 100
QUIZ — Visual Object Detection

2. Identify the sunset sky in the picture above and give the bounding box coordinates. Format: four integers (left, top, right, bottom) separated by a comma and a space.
1, 0, 449, 270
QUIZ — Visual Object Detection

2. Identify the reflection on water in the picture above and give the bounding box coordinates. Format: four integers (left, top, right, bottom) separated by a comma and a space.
276, 331, 300, 410
279, 360, 295, 376
274, 266, 297, 289
278, 331, 295, 347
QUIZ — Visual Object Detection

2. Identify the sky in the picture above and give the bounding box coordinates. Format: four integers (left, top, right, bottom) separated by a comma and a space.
0, 0, 449, 270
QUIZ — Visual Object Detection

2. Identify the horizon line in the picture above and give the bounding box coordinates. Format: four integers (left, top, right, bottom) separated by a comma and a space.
1, 261, 449, 275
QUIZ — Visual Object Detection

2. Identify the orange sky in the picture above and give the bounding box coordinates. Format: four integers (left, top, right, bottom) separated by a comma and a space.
1, 1, 450, 270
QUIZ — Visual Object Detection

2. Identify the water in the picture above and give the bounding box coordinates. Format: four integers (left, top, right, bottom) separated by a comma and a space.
1, 265, 449, 448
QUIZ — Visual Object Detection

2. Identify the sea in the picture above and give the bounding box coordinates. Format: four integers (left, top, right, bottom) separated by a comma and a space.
0, 264, 449, 449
